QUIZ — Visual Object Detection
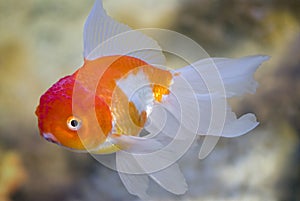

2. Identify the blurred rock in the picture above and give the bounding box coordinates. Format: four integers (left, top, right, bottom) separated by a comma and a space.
174, 0, 300, 55
0, 151, 27, 201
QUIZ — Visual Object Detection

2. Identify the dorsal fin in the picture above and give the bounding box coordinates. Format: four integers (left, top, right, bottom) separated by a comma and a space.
83, 0, 166, 65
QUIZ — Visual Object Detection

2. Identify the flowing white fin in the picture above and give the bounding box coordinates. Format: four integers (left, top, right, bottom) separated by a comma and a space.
177, 55, 269, 137
196, 100, 259, 137
195, 97, 259, 158
149, 163, 187, 195
116, 150, 187, 200
116, 152, 151, 200
145, 55, 269, 159
83, 0, 165, 65
156, 55, 269, 137
214, 108, 259, 138
118, 173, 151, 200
176, 55, 270, 97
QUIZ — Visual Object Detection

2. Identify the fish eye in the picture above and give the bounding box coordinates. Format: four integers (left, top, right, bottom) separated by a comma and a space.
67, 116, 82, 131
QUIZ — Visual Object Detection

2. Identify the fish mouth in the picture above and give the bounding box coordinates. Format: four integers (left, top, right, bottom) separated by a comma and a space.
42, 133, 60, 144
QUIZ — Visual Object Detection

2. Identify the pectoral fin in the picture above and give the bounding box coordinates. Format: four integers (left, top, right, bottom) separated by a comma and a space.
110, 134, 162, 154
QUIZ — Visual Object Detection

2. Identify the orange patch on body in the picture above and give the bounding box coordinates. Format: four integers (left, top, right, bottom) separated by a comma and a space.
129, 101, 147, 128
152, 84, 170, 102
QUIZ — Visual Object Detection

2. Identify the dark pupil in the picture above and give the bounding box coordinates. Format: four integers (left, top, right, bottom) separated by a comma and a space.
70, 119, 79, 127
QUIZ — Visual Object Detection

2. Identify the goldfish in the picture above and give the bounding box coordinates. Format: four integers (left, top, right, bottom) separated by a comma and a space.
35, 0, 269, 199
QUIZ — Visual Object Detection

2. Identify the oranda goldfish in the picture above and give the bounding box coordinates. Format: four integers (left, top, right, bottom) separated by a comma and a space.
35, 0, 269, 199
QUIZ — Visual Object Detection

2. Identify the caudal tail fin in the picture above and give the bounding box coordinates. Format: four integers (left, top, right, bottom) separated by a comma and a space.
147, 55, 269, 158
158, 55, 269, 158
162, 55, 269, 139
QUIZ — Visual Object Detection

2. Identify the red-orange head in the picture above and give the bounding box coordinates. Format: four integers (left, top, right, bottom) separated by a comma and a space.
35, 74, 112, 151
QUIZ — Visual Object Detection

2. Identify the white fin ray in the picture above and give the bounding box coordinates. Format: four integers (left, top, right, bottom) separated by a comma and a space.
116, 149, 187, 199
149, 163, 187, 195
145, 103, 182, 139
118, 172, 151, 200
116, 152, 151, 200
176, 55, 270, 97
196, 98, 259, 137
83, 0, 165, 65
221, 113, 259, 137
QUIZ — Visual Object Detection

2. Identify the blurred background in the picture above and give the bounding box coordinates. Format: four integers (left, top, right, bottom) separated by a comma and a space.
0, 0, 299, 200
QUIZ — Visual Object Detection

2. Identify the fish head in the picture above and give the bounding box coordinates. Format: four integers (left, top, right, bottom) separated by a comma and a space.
35, 74, 112, 151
